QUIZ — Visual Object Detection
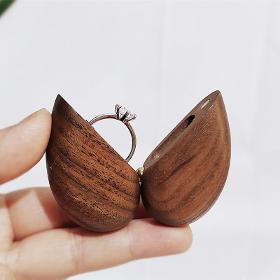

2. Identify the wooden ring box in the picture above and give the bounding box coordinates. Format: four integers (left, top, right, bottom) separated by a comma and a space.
46, 90, 231, 232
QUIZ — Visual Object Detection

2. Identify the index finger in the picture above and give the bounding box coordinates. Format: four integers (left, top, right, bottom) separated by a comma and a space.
0, 109, 51, 184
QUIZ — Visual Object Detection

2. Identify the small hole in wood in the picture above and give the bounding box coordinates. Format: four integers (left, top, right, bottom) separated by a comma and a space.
201, 99, 210, 109
186, 115, 195, 127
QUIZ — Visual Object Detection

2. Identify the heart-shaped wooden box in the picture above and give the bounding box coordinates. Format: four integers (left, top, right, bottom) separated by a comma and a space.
46, 90, 230, 232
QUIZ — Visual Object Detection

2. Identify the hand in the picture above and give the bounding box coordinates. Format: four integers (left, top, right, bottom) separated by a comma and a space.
0, 109, 192, 280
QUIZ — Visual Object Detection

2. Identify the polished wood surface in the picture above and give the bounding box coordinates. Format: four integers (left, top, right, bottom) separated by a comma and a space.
46, 95, 140, 232
141, 91, 231, 226
46, 91, 231, 231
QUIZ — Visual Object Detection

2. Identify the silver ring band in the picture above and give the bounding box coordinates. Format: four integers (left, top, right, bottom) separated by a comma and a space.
89, 105, 136, 162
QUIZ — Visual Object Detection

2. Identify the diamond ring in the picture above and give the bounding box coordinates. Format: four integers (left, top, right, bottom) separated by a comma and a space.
89, 105, 137, 162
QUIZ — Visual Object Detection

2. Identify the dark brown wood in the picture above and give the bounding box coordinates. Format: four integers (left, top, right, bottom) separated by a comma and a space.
46, 91, 231, 232
46, 95, 140, 232
141, 90, 231, 226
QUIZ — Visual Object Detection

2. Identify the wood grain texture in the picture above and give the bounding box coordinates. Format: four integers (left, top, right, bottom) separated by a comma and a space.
141, 90, 231, 226
46, 95, 140, 232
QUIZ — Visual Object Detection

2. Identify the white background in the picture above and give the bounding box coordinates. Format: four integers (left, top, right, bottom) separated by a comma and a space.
0, 0, 280, 279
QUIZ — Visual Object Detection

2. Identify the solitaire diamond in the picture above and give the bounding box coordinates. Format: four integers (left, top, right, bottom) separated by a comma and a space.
115, 104, 136, 122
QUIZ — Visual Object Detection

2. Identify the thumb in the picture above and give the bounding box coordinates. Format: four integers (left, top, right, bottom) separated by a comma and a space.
0, 109, 52, 184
